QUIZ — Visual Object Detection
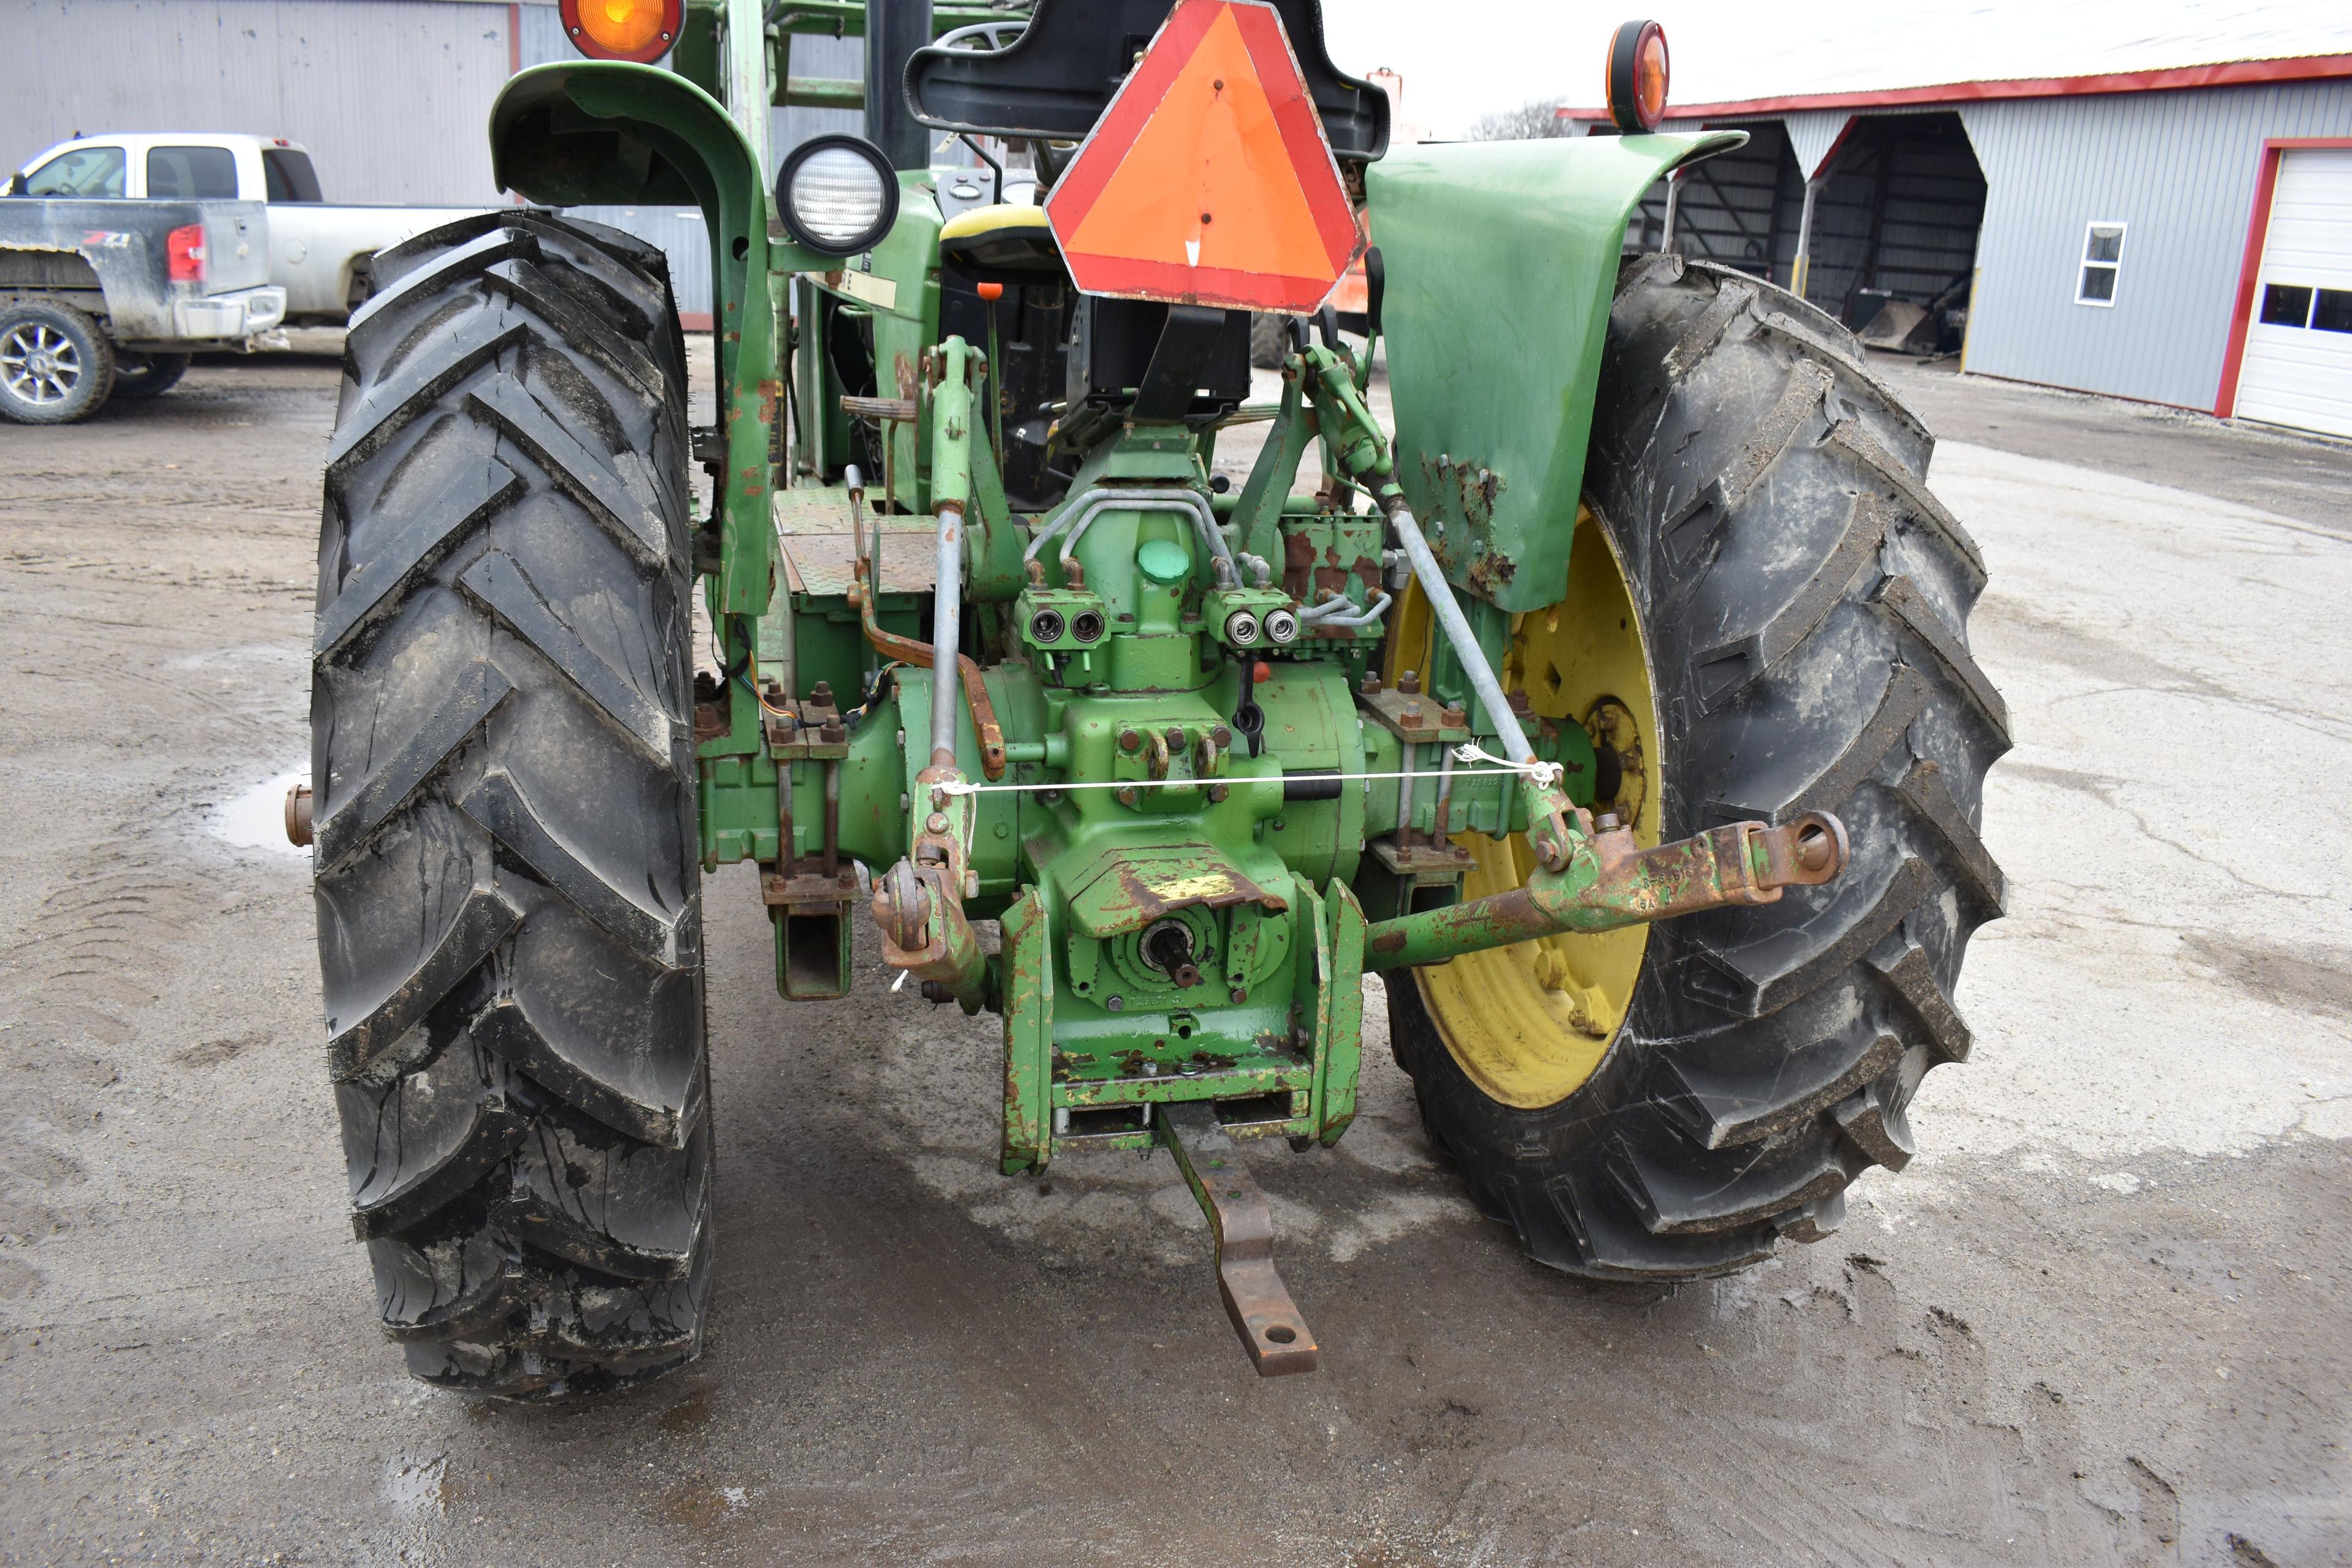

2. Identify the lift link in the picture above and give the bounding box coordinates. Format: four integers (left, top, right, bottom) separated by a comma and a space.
1366, 811, 1850, 970
1302, 342, 1588, 870
872, 338, 993, 1012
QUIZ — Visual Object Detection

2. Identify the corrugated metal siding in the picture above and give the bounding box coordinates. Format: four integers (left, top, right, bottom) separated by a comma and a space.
516, 10, 861, 318
1961, 78, 2352, 408
4, 0, 513, 204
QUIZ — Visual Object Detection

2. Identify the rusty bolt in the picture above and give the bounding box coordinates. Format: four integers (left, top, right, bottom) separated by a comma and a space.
1597, 812, 1623, 832
1164, 726, 1185, 752
1229, 986, 1248, 1004
1399, 702, 1424, 731
1359, 673, 1382, 696
925, 812, 950, 835
1211, 725, 1232, 749
1209, 783, 1229, 803
284, 783, 314, 847
1441, 704, 1468, 728
1397, 669, 1421, 695
1118, 727, 1141, 753
810, 680, 833, 704
1507, 689, 1532, 715
1117, 786, 1139, 809
821, 725, 845, 744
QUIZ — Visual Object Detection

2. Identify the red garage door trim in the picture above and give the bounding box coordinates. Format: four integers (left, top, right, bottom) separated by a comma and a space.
2215, 137, 2352, 419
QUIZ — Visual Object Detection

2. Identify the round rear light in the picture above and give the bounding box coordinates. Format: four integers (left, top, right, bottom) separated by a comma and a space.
775, 136, 902, 258
1606, 20, 1670, 134
559, 0, 680, 63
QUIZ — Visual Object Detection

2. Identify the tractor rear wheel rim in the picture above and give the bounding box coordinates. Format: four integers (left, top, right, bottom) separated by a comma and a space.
1407, 502, 1660, 1110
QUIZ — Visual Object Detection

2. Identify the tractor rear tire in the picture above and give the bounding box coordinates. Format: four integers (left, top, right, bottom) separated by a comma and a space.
310, 210, 708, 1396
1391, 255, 2008, 1279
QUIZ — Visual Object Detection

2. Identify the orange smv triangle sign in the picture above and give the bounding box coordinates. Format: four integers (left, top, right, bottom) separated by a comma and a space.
1045, 0, 1364, 314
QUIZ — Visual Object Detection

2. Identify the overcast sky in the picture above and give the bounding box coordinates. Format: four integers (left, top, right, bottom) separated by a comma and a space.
1317, 0, 2352, 136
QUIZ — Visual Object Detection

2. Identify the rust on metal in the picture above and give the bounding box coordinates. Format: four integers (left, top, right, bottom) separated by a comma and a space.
1158, 1100, 1319, 1377
284, 783, 314, 847
848, 561, 1007, 780
1365, 811, 1851, 969
1061, 843, 1287, 940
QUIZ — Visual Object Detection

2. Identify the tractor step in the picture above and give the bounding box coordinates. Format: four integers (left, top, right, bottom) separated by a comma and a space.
1156, 1099, 1319, 1376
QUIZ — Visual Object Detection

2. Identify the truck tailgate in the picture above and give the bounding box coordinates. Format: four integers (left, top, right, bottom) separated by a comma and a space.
0, 199, 270, 338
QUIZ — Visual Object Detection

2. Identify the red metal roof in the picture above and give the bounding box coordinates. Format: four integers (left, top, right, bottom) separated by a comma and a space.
1555, 51, 2352, 123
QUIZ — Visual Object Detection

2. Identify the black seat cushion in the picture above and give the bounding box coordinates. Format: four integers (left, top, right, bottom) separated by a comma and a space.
905, 0, 1389, 166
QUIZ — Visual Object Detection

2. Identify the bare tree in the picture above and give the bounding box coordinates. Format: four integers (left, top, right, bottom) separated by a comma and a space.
1468, 99, 1572, 140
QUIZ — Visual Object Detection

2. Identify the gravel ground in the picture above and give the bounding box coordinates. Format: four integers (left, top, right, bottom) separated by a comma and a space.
1, 340, 2347, 1567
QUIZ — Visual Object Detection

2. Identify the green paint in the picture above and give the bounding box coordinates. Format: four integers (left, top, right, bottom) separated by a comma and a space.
1369, 131, 1745, 612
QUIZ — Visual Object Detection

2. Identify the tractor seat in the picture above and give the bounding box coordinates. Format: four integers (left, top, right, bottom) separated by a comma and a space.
905, 0, 1388, 167
938, 203, 1065, 277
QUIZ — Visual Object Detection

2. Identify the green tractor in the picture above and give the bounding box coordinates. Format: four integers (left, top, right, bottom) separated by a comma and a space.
303, 0, 2005, 1395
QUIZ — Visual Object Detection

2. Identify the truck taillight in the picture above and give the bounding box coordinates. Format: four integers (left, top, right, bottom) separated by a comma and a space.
167, 223, 206, 283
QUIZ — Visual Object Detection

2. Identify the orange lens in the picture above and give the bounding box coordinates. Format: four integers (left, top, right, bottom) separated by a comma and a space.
565, 0, 677, 61
1635, 25, 1670, 127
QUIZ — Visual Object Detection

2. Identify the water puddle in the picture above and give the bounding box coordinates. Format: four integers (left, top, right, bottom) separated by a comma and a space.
214, 767, 308, 858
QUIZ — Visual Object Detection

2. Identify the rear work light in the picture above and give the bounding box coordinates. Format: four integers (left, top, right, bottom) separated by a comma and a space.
1606, 20, 1670, 134
560, 0, 681, 62
166, 223, 206, 283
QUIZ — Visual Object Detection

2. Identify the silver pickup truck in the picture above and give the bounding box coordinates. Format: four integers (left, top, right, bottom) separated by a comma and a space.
0, 191, 282, 423
9, 134, 487, 322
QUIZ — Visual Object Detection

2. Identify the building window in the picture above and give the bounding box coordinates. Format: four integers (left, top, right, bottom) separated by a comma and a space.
2261, 283, 2314, 327
2316, 289, 2352, 335
2076, 222, 2125, 306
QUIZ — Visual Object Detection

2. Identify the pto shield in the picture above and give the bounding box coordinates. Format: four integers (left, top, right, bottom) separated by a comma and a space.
1044, 0, 1363, 312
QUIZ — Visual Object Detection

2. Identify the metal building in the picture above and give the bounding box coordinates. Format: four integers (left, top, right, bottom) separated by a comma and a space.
4, 0, 865, 322
1562, 54, 2352, 438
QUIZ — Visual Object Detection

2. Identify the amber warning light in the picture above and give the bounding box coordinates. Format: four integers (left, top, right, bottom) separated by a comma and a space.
562, 0, 681, 62
1606, 20, 1670, 133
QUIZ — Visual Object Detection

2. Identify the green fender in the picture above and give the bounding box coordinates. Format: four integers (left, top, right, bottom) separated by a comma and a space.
489, 62, 827, 616
1366, 130, 1746, 615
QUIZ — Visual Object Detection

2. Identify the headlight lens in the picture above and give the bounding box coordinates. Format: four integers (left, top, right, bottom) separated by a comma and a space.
778, 137, 900, 257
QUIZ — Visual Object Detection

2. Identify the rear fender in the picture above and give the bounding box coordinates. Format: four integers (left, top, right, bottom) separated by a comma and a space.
1366, 131, 1745, 614
491, 62, 829, 614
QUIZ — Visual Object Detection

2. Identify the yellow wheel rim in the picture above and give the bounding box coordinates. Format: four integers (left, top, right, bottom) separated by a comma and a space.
1395, 506, 1662, 1110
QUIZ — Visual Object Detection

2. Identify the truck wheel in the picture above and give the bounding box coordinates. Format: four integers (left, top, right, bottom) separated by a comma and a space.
1390, 255, 2008, 1279
0, 301, 115, 423
110, 351, 192, 401
312, 211, 709, 1396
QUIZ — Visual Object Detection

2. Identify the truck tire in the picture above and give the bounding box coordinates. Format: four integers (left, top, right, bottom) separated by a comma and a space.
110, 351, 191, 401
0, 300, 115, 423
311, 210, 708, 1397
1390, 255, 2008, 1279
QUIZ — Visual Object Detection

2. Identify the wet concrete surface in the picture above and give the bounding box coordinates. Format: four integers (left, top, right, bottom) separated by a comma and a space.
2, 343, 2348, 1566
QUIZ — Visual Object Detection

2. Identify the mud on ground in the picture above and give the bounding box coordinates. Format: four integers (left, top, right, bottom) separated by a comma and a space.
1, 344, 2346, 1566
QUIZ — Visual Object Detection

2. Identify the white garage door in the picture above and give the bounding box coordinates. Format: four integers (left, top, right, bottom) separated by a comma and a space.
2235, 148, 2352, 439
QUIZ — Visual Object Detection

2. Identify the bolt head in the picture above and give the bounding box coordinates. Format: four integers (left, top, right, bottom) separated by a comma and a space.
1398, 669, 1421, 695
925, 812, 950, 834
1106, 995, 1125, 1012
1597, 812, 1623, 831
1118, 727, 1141, 753
1360, 674, 1382, 695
